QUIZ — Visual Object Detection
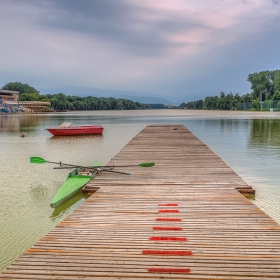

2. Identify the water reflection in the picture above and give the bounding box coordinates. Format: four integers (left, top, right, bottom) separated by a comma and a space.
48, 134, 103, 141
250, 119, 280, 148
50, 192, 90, 220
0, 114, 51, 134
0, 115, 20, 132
19, 114, 50, 128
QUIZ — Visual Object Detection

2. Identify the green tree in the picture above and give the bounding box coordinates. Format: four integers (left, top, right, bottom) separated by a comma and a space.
252, 98, 260, 110
2, 82, 40, 94
272, 71, 280, 100
204, 96, 219, 110
247, 71, 277, 100
51, 93, 69, 111
19, 92, 40, 101
242, 93, 252, 103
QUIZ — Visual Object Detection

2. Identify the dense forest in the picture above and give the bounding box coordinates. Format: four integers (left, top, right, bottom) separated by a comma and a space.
2, 70, 280, 111
180, 70, 280, 110
1, 82, 166, 110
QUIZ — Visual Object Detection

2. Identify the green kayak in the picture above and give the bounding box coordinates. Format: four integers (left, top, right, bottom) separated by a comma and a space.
50, 162, 101, 208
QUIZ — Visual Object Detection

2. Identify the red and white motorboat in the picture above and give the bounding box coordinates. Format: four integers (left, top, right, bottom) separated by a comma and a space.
46, 122, 104, 136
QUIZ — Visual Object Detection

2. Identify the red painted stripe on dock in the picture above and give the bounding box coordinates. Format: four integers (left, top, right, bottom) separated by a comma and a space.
149, 236, 187, 241
143, 250, 192, 255
158, 209, 179, 213
148, 267, 191, 274
158, 203, 178, 206
153, 226, 182, 231
156, 217, 182, 222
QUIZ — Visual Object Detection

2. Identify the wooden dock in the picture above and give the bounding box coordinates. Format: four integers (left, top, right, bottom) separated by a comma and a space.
1, 124, 280, 279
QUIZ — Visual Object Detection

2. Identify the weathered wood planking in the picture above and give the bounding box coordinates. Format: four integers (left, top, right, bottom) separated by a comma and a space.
1, 124, 280, 279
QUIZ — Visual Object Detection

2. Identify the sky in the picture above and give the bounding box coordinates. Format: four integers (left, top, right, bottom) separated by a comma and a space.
0, 0, 280, 104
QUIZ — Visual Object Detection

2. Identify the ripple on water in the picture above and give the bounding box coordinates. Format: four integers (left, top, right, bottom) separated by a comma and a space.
248, 182, 280, 225
253, 196, 280, 224
0, 213, 44, 271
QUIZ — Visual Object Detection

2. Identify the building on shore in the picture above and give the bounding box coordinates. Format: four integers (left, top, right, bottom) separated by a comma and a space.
0, 90, 19, 113
0, 90, 19, 103
19, 101, 52, 112
0, 89, 51, 113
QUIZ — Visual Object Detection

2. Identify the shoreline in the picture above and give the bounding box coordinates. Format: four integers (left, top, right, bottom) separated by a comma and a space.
8, 109, 280, 119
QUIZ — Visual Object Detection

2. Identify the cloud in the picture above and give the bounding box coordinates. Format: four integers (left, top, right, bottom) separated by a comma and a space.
7, 0, 206, 57
0, 0, 280, 102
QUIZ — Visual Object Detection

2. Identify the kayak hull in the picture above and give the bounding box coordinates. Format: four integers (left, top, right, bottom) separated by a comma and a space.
51, 162, 101, 208
50, 173, 92, 208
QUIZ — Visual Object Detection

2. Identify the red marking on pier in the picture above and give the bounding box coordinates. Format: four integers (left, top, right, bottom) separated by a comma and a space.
149, 236, 187, 241
158, 209, 179, 213
158, 203, 178, 206
156, 217, 181, 222
148, 267, 191, 274
153, 226, 182, 231
143, 249, 192, 256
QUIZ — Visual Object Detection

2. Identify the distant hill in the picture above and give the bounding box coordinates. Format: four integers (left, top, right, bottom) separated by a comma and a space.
39, 86, 180, 106
101, 94, 178, 106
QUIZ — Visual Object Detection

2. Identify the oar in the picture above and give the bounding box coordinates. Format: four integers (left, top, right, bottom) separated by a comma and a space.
102, 170, 131, 175
53, 162, 155, 168
52, 166, 131, 175
30, 157, 155, 168
30, 157, 79, 168
110, 162, 155, 167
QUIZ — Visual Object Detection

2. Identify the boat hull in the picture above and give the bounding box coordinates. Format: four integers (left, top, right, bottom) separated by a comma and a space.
50, 173, 92, 208
46, 125, 104, 136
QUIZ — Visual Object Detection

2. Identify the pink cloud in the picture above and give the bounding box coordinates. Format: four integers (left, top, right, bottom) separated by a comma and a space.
134, 0, 279, 44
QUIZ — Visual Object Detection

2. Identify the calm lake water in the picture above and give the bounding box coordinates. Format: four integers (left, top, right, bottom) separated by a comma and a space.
1, 109, 280, 271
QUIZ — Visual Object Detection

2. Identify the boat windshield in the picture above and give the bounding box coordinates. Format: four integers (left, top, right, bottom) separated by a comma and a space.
59, 122, 71, 127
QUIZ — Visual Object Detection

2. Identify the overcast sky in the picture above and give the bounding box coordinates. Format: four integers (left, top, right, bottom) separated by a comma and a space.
0, 0, 280, 103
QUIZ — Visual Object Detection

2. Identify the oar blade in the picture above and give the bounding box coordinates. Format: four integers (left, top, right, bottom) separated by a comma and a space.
30, 157, 47, 164
138, 162, 155, 167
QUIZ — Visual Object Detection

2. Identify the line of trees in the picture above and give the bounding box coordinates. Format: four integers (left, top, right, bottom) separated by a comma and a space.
1, 82, 166, 111
3, 70, 279, 111
180, 70, 280, 110
180, 92, 247, 110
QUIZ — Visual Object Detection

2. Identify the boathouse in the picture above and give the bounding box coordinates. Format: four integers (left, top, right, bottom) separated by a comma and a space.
0, 89, 51, 112
0, 89, 19, 103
